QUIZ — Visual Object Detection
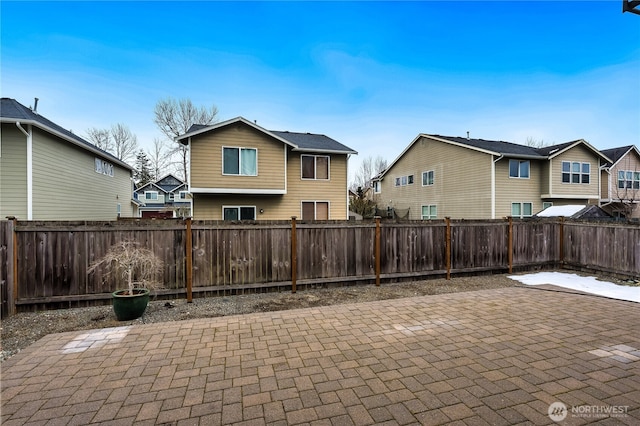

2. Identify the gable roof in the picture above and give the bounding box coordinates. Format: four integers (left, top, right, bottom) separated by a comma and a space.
177, 116, 357, 155
600, 145, 640, 168
378, 133, 611, 180
0, 98, 133, 171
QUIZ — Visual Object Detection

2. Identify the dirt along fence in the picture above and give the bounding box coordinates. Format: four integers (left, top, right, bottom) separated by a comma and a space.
1, 217, 638, 317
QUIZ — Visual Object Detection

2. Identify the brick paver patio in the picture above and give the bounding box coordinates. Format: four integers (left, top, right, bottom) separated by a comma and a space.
2, 287, 639, 425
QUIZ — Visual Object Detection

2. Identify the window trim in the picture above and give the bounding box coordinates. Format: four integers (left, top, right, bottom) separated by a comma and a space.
618, 170, 640, 190
421, 204, 437, 220
509, 159, 530, 179
422, 170, 434, 186
301, 200, 330, 220
222, 206, 257, 221
394, 175, 414, 187
561, 161, 590, 184
144, 191, 159, 201
222, 146, 258, 176
301, 154, 330, 180
511, 202, 533, 218
373, 181, 381, 194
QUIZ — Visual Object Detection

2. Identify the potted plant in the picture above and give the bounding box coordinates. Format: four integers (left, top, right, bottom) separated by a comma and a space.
88, 239, 164, 321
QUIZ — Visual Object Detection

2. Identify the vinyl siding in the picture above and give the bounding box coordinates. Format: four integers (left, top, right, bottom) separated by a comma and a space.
193, 150, 349, 220
606, 149, 640, 219
379, 137, 492, 219
0, 124, 28, 219
494, 158, 544, 217
30, 128, 133, 220
546, 145, 600, 200
190, 123, 286, 191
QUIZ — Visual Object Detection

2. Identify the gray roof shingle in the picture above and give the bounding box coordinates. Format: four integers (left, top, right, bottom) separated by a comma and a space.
600, 145, 635, 167
1, 98, 131, 169
270, 130, 356, 154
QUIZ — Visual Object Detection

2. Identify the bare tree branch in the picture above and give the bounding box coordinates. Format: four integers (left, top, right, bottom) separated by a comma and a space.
147, 138, 173, 181
85, 127, 113, 153
110, 123, 138, 164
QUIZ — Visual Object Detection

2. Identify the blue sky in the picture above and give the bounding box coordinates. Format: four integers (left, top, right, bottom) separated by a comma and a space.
2, 1, 639, 180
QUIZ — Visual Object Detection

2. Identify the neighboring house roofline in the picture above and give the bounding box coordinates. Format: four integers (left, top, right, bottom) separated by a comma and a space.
542, 139, 612, 163
176, 116, 357, 155
136, 182, 167, 194
0, 98, 134, 171
600, 145, 639, 168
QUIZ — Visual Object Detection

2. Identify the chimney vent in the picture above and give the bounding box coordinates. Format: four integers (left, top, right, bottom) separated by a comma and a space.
466, 131, 470, 140
34, 97, 39, 113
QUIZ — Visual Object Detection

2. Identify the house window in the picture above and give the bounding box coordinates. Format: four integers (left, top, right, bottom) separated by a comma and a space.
117, 203, 121, 218
178, 191, 189, 200
421, 205, 437, 219
511, 202, 533, 218
301, 155, 329, 180
394, 175, 413, 186
543, 202, 553, 210
301, 201, 329, 220
422, 170, 434, 186
223, 147, 257, 176
509, 160, 530, 178
618, 170, 640, 189
373, 181, 381, 193
94, 157, 114, 177
223, 206, 256, 221
562, 161, 590, 184
145, 191, 158, 201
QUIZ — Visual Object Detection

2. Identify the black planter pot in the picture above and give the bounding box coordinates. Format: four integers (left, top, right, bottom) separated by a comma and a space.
112, 288, 150, 321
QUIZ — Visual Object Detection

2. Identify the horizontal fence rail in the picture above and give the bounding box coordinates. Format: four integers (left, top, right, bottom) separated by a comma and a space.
1, 217, 638, 317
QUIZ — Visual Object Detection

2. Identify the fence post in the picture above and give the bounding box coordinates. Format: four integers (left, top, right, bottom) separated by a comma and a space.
291, 216, 297, 293
5, 218, 17, 317
375, 216, 381, 286
185, 217, 193, 303
559, 216, 565, 267
445, 217, 451, 280
508, 216, 513, 274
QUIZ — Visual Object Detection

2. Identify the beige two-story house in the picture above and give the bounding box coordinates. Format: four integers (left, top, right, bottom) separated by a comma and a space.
176, 117, 356, 220
1, 98, 137, 220
600, 145, 640, 219
373, 134, 610, 220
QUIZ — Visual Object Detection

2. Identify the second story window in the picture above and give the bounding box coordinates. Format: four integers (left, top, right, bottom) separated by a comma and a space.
509, 160, 530, 178
373, 181, 381, 193
422, 170, 434, 186
562, 161, 590, 184
223, 147, 257, 176
301, 155, 329, 180
618, 171, 640, 189
144, 191, 158, 201
394, 175, 414, 186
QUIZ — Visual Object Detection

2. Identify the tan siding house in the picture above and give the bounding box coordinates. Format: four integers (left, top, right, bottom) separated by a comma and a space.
600, 145, 640, 219
375, 134, 610, 220
177, 117, 356, 220
1, 98, 137, 220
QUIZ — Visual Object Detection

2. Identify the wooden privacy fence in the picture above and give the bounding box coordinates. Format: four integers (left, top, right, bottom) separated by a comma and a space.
1, 217, 638, 317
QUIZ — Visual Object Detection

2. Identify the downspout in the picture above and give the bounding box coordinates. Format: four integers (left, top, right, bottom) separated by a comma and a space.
187, 137, 193, 218
346, 154, 351, 219
16, 122, 33, 220
491, 155, 503, 219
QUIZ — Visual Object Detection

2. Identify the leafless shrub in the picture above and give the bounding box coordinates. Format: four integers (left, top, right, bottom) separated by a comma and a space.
88, 240, 164, 293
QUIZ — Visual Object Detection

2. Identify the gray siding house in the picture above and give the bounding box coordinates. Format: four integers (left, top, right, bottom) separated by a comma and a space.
1, 98, 137, 220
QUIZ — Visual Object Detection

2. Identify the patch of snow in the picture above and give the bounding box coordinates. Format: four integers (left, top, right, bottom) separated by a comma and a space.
536, 205, 585, 217
508, 272, 640, 303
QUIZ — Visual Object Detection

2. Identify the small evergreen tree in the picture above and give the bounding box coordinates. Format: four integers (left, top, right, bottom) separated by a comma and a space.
134, 150, 153, 186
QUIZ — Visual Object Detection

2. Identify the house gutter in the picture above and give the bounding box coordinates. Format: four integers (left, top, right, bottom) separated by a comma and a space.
16, 122, 33, 220
491, 155, 503, 219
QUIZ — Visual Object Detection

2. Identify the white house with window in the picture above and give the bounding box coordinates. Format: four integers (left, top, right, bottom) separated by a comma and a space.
134, 174, 191, 219
373, 134, 610, 220
176, 117, 356, 221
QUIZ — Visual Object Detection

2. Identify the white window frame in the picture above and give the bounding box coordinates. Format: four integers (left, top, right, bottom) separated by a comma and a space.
421, 205, 437, 220
178, 191, 189, 200
618, 170, 640, 190
561, 161, 590, 184
145, 191, 158, 201
373, 181, 381, 194
222, 146, 258, 176
222, 206, 256, 221
422, 170, 434, 186
301, 155, 330, 180
394, 175, 413, 187
511, 202, 533, 218
509, 159, 530, 179
542, 202, 553, 210
301, 201, 330, 220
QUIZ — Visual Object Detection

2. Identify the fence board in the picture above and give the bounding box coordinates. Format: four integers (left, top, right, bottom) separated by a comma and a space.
2, 218, 638, 314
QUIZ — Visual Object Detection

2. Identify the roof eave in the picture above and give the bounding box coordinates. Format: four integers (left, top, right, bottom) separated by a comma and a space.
1, 117, 134, 171
292, 147, 358, 155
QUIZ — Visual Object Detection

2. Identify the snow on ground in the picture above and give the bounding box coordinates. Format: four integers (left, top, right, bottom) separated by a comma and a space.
508, 272, 640, 303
